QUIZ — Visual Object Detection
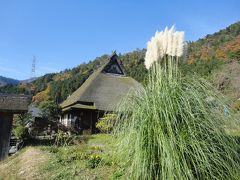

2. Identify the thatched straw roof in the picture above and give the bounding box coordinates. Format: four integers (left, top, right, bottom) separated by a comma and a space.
61, 54, 143, 111
0, 93, 30, 113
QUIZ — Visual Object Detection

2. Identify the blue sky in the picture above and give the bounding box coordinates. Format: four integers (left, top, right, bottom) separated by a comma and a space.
0, 0, 239, 80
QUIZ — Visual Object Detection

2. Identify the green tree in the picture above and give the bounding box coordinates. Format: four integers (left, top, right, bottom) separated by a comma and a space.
14, 113, 32, 139
39, 101, 61, 121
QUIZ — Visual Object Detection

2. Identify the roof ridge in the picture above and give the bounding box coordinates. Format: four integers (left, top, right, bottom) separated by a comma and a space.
101, 54, 127, 76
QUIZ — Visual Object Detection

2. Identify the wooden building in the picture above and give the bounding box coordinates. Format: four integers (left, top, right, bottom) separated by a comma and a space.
0, 93, 30, 160
60, 53, 142, 133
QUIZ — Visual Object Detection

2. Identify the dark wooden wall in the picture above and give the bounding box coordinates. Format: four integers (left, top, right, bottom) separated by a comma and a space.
0, 112, 13, 161
61, 109, 103, 134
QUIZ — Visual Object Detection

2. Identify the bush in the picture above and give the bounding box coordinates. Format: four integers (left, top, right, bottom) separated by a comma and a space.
39, 100, 61, 121
13, 113, 31, 139
54, 131, 80, 146
96, 114, 117, 133
87, 154, 101, 168
14, 126, 29, 139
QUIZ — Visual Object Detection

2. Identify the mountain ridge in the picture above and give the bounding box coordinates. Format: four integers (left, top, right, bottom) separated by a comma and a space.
0, 76, 39, 87
0, 21, 239, 104
0, 76, 19, 87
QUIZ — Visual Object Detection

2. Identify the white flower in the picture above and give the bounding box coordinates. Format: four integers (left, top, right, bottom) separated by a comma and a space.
166, 26, 175, 56
145, 26, 185, 69
176, 32, 184, 57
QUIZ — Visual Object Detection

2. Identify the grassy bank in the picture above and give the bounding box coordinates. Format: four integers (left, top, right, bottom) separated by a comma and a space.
0, 132, 240, 179
0, 147, 49, 180
0, 134, 122, 180
39, 134, 121, 179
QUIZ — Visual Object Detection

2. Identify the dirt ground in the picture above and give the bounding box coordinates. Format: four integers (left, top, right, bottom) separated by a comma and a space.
0, 147, 49, 180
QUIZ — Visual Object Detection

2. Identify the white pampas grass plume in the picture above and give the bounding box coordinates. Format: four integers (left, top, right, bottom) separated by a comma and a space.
162, 27, 169, 54
176, 32, 184, 57
145, 35, 158, 69
172, 32, 178, 57
144, 26, 185, 69
166, 26, 175, 56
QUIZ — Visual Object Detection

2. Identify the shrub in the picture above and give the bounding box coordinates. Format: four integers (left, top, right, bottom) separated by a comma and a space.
39, 100, 61, 121
87, 154, 101, 168
96, 113, 117, 133
14, 126, 29, 139
13, 113, 31, 139
54, 131, 79, 146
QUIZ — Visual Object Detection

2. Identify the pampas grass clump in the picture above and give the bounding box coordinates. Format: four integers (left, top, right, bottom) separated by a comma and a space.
114, 27, 240, 179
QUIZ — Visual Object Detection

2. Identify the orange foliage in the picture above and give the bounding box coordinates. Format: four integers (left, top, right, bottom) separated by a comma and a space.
188, 35, 240, 62
187, 57, 194, 64
32, 84, 51, 103
199, 46, 211, 60
215, 48, 227, 60
223, 35, 240, 54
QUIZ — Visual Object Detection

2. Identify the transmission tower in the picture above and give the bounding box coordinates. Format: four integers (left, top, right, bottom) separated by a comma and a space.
31, 56, 36, 78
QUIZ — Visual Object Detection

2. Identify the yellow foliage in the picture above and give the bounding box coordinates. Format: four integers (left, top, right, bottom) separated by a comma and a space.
32, 84, 51, 103
96, 113, 117, 133
224, 35, 240, 52
215, 48, 227, 60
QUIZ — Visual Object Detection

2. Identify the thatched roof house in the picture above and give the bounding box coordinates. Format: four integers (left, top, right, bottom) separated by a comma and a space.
60, 53, 142, 133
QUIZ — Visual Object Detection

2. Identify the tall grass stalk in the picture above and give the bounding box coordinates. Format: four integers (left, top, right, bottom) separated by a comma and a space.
114, 28, 240, 179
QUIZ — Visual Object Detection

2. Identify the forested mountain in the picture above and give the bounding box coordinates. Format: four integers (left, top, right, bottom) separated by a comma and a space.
0, 51, 148, 103
0, 21, 240, 105
0, 76, 19, 87
187, 21, 240, 63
